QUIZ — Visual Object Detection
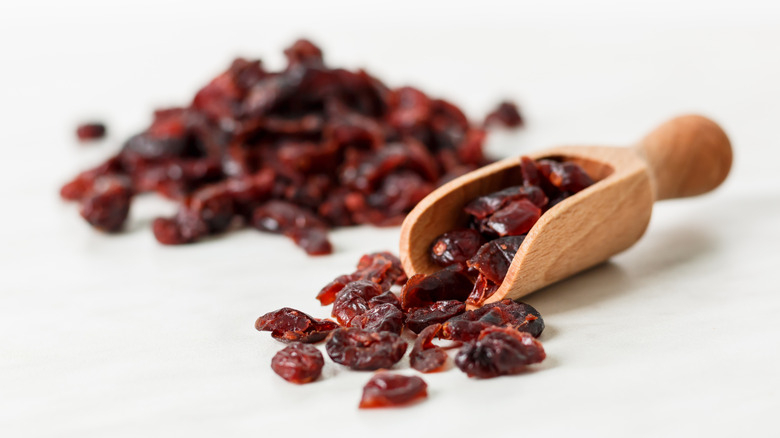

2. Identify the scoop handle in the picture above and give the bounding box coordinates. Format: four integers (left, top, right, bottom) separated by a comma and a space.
636, 114, 732, 201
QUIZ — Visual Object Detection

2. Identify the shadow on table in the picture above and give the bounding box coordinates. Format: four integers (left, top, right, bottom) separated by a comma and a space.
526, 223, 718, 319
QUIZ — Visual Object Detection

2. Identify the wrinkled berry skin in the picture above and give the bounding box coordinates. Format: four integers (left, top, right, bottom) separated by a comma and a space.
454, 327, 545, 378
78, 176, 133, 232
442, 299, 544, 342
400, 270, 473, 311
317, 252, 404, 305
271, 342, 324, 384
429, 228, 484, 267
331, 280, 383, 326
405, 300, 466, 334
325, 328, 407, 371
350, 303, 404, 335
255, 307, 339, 343
359, 373, 428, 408
410, 323, 448, 373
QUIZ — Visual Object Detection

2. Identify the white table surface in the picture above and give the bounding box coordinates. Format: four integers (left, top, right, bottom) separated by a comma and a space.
2, 1, 779, 436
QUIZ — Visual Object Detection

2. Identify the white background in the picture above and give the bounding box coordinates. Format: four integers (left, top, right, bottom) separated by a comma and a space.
1, 0, 779, 436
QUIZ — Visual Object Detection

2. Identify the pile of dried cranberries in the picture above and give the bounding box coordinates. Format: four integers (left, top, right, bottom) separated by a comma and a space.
255, 157, 594, 408
61, 39, 523, 255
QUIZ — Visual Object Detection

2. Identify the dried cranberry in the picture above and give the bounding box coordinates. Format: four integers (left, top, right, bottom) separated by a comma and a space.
368, 291, 402, 310
76, 122, 106, 141
271, 342, 324, 384
483, 101, 523, 128
317, 252, 405, 305
325, 328, 407, 371
467, 236, 526, 284
331, 280, 383, 326
400, 270, 473, 311
78, 176, 133, 232
443, 299, 544, 342
359, 373, 428, 408
429, 229, 485, 268
349, 303, 404, 335
255, 307, 339, 343
463, 185, 546, 220
537, 159, 594, 194
410, 324, 448, 373
454, 326, 546, 378
481, 199, 541, 237
60, 39, 524, 253
405, 300, 466, 334
465, 274, 501, 307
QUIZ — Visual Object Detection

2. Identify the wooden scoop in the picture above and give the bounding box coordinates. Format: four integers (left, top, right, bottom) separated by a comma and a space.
399, 115, 732, 305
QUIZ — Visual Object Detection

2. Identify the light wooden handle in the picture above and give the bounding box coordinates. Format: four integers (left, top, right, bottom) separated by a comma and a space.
636, 114, 732, 201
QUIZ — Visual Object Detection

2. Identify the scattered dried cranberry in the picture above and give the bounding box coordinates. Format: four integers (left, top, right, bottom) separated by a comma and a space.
61, 39, 524, 253
405, 300, 466, 334
78, 176, 133, 232
400, 270, 473, 311
483, 101, 523, 128
331, 280, 383, 326
466, 236, 526, 284
442, 299, 544, 342
317, 252, 405, 305
410, 324, 448, 373
76, 122, 107, 141
255, 307, 339, 343
454, 326, 546, 378
359, 373, 428, 408
429, 228, 485, 268
271, 342, 324, 384
368, 291, 402, 310
481, 199, 541, 237
325, 328, 407, 371
350, 303, 404, 335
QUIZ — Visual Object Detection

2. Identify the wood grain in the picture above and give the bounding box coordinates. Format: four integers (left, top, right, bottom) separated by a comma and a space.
399, 114, 732, 305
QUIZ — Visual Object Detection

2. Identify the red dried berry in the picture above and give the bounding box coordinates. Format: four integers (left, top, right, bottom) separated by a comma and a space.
317, 252, 405, 305
466, 236, 526, 285
61, 40, 524, 253
76, 122, 107, 141
410, 324, 448, 373
454, 326, 546, 378
331, 280, 383, 326
483, 101, 523, 128
442, 299, 544, 342
359, 373, 428, 409
400, 270, 473, 311
271, 342, 324, 384
78, 176, 132, 232
325, 328, 407, 371
405, 300, 466, 334
349, 303, 404, 335
255, 307, 339, 343
429, 228, 485, 268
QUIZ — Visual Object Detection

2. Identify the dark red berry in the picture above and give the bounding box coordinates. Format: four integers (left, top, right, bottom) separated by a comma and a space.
76, 122, 107, 141
359, 373, 428, 408
271, 342, 324, 384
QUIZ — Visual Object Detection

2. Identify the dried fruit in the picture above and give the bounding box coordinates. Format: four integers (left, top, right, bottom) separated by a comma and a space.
350, 303, 404, 335
429, 228, 485, 268
442, 299, 544, 342
271, 342, 324, 384
331, 280, 383, 326
325, 328, 407, 371
400, 270, 473, 311
467, 236, 526, 284
317, 252, 405, 305
405, 300, 466, 334
78, 176, 133, 232
61, 39, 524, 253
410, 324, 448, 373
483, 101, 523, 128
76, 122, 107, 141
255, 307, 339, 343
454, 326, 546, 378
359, 373, 428, 408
